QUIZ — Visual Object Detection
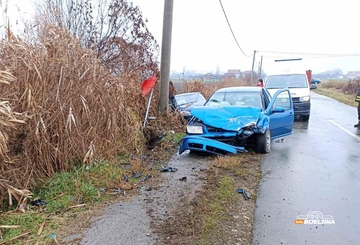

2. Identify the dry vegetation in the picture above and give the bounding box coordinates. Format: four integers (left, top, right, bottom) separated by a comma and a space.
0, 0, 183, 207
315, 79, 360, 107
320, 79, 360, 95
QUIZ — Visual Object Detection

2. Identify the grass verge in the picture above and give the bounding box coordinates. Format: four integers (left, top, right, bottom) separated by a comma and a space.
314, 87, 357, 107
195, 153, 262, 245
199, 176, 237, 243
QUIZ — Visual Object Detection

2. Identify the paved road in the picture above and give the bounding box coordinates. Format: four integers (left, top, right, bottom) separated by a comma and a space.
253, 92, 360, 244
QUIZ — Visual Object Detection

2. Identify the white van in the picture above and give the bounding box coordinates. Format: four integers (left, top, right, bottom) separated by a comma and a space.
264, 71, 311, 121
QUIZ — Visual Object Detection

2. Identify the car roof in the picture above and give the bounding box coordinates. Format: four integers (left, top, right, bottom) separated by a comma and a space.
175, 92, 202, 96
266, 71, 306, 76
214, 86, 263, 93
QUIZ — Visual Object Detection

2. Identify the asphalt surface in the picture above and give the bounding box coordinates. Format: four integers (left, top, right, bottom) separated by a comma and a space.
253, 91, 360, 244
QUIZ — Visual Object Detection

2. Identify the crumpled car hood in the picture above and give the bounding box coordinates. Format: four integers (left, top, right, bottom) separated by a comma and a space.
191, 106, 269, 132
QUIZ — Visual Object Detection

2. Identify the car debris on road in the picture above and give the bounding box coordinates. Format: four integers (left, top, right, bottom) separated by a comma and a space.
237, 188, 249, 200
160, 167, 178, 172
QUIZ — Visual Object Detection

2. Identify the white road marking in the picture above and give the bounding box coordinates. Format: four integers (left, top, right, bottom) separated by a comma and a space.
329, 120, 360, 141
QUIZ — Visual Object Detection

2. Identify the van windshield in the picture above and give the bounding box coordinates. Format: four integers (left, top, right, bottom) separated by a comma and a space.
266, 74, 308, 89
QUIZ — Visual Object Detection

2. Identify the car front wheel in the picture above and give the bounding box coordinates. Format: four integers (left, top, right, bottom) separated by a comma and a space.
255, 129, 271, 154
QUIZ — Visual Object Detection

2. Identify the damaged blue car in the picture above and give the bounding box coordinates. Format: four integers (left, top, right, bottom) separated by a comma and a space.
178, 86, 294, 155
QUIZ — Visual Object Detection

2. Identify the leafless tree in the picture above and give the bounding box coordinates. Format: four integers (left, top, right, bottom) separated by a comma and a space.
38, 0, 159, 79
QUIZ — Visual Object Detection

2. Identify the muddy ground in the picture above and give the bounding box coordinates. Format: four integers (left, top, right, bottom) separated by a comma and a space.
56, 148, 262, 245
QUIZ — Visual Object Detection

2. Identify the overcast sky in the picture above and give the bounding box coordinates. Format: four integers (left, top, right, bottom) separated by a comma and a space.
130, 0, 360, 74
2, 0, 360, 74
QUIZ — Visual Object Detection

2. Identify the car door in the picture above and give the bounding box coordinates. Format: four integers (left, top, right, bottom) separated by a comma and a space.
265, 88, 294, 139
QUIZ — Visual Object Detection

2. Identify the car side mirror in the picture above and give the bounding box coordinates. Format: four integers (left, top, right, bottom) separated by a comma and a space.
272, 107, 286, 113
310, 84, 317, 90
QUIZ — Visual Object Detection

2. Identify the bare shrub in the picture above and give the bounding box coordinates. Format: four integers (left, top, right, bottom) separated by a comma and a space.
321, 79, 360, 95
38, 0, 159, 79
342, 80, 360, 95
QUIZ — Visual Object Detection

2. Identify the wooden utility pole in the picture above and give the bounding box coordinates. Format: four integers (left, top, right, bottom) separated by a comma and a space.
158, 0, 174, 114
250, 50, 256, 84
259, 55, 263, 79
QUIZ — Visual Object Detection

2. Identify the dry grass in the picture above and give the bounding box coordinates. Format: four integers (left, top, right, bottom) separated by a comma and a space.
0, 24, 181, 205
316, 79, 360, 107
320, 79, 360, 95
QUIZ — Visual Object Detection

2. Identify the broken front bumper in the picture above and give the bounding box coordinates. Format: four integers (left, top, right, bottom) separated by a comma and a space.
178, 135, 247, 155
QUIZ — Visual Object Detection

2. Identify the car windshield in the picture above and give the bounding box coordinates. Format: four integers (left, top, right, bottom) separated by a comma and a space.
205, 91, 262, 108
266, 74, 308, 89
175, 93, 206, 106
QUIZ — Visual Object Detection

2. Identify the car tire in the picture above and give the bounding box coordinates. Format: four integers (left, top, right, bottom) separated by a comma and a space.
255, 129, 271, 154
301, 115, 310, 121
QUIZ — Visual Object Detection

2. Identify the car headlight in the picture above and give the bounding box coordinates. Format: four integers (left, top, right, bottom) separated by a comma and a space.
187, 125, 203, 134
299, 96, 310, 102
180, 110, 191, 116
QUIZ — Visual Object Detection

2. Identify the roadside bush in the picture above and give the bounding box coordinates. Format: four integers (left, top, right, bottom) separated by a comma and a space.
342, 80, 360, 95
321, 79, 360, 95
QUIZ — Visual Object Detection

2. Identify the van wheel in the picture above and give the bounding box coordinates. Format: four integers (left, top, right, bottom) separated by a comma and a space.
301, 115, 310, 121
255, 129, 271, 154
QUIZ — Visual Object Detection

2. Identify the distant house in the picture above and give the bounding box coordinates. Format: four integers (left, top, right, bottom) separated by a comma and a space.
225, 69, 241, 78
346, 71, 360, 79
241, 70, 258, 80
204, 73, 215, 80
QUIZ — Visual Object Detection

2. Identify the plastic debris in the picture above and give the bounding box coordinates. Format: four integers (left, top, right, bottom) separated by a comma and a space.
99, 188, 106, 192
237, 188, 249, 200
139, 174, 152, 182
49, 233, 60, 245
131, 155, 147, 160
111, 188, 125, 195
160, 167, 178, 172
179, 177, 187, 182
123, 173, 129, 182
30, 199, 48, 206
132, 172, 142, 179
70, 196, 75, 203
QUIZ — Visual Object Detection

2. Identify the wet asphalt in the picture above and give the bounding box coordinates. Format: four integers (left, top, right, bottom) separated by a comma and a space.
253, 91, 360, 244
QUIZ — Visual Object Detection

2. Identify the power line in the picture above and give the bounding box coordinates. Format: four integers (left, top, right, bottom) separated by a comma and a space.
258, 50, 360, 57
218, 0, 253, 57
263, 55, 360, 59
